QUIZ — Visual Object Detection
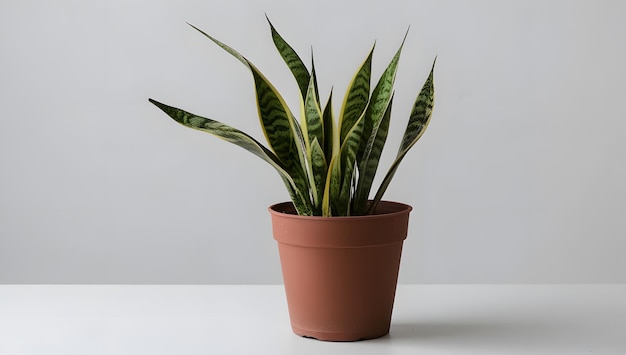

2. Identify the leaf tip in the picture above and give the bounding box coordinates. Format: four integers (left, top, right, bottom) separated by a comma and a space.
401, 26, 410, 45
186, 22, 199, 31
265, 14, 277, 32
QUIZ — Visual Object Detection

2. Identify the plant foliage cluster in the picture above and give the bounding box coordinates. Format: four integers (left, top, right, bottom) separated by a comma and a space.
150, 18, 435, 216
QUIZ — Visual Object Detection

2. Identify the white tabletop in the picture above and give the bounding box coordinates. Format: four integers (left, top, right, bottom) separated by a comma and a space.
1, 284, 624, 354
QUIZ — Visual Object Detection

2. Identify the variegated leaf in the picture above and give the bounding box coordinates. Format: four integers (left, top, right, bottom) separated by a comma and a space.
352, 94, 394, 214
322, 89, 336, 163
309, 138, 327, 214
321, 155, 335, 217
267, 16, 310, 100
368, 58, 435, 214
332, 110, 366, 216
187, 23, 312, 210
303, 72, 324, 151
310, 51, 321, 107
250, 69, 301, 172
398, 58, 436, 154
149, 98, 312, 215
338, 45, 373, 144
357, 32, 406, 163
347, 33, 406, 215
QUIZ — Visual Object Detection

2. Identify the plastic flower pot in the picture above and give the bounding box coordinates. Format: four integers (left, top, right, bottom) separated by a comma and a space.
269, 201, 412, 341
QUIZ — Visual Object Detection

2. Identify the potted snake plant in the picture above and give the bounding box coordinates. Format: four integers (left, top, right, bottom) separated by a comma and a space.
150, 17, 435, 341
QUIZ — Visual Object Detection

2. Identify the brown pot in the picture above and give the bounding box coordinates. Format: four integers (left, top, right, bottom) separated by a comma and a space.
269, 201, 412, 341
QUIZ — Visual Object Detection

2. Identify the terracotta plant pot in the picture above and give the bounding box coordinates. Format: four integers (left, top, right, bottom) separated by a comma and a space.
269, 201, 412, 341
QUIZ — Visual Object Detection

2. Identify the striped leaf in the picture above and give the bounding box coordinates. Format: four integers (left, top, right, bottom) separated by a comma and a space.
309, 138, 327, 214
149, 98, 312, 215
303, 71, 324, 152
368, 58, 435, 214
188, 23, 311, 211
250, 69, 303, 173
267, 16, 310, 100
349, 34, 406, 214
321, 89, 336, 163
310, 51, 321, 107
322, 156, 338, 216
398, 58, 436, 154
352, 94, 394, 214
297, 74, 324, 213
250, 67, 311, 211
357, 33, 405, 162
327, 110, 366, 216
338, 45, 373, 144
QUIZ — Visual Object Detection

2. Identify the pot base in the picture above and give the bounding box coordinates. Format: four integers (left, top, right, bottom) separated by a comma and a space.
292, 325, 389, 342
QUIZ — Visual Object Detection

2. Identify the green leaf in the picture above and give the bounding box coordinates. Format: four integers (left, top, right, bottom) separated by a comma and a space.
398, 58, 436, 154
149, 98, 312, 215
338, 45, 373, 144
351, 33, 407, 214
309, 138, 327, 214
266, 16, 310, 100
352, 94, 394, 214
321, 89, 336, 163
368, 58, 436, 214
249, 66, 311, 212
321, 154, 337, 217
322, 156, 337, 216
187, 23, 248, 67
303, 71, 324, 152
327, 110, 366, 216
250, 69, 303, 173
357, 33, 405, 160
310, 50, 321, 107
187, 23, 312, 212
297, 74, 325, 214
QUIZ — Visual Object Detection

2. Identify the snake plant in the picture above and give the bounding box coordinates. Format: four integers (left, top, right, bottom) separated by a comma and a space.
149, 18, 435, 216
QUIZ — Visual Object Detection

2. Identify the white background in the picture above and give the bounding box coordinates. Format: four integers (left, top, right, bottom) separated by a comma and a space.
1, 0, 625, 284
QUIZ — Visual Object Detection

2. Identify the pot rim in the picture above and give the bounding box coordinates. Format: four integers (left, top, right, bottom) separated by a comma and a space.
268, 200, 412, 221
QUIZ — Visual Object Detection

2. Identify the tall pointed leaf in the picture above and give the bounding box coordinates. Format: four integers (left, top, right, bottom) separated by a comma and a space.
357, 32, 406, 162
321, 154, 337, 217
348, 33, 406, 214
368, 58, 435, 214
250, 69, 302, 172
352, 94, 394, 214
309, 138, 327, 214
338, 45, 373, 144
303, 72, 324, 151
266, 16, 310, 100
322, 89, 335, 163
310, 50, 321, 107
327, 111, 366, 216
149, 98, 312, 215
187, 23, 312, 211
397, 58, 437, 154
299, 73, 325, 213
